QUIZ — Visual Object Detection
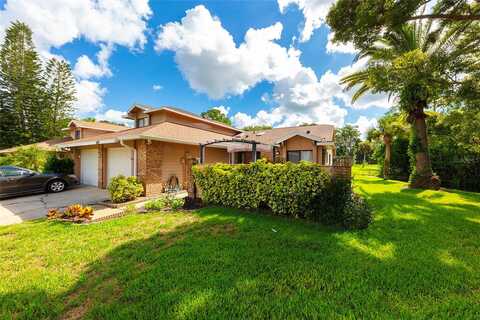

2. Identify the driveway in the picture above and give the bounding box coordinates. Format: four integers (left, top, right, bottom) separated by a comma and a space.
0, 186, 109, 226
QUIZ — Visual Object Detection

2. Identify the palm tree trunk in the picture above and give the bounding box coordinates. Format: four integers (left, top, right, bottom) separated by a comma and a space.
383, 134, 392, 179
408, 102, 440, 189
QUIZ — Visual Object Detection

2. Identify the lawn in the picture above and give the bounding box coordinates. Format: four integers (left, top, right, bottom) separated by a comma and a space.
1, 166, 479, 319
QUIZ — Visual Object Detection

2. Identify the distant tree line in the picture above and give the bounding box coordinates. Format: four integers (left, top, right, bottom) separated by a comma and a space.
0, 21, 76, 149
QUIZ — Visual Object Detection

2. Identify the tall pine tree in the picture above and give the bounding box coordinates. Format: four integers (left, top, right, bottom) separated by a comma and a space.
44, 57, 76, 138
0, 21, 45, 148
0, 21, 78, 148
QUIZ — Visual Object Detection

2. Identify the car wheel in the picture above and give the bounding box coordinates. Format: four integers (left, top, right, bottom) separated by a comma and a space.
48, 180, 66, 193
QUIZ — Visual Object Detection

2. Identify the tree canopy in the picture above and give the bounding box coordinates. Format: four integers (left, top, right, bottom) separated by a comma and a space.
201, 108, 232, 126
242, 125, 272, 131
335, 125, 361, 158
327, 0, 480, 50
0, 21, 77, 149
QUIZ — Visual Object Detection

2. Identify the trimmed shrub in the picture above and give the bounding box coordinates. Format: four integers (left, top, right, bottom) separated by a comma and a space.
342, 194, 373, 230
107, 175, 144, 203
145, 195, 185, 211
307, 178, 352, 224
145, 198, 167, 211
193, 160, 331, 218
43, 154, 74, 174
193, 160, 373, 229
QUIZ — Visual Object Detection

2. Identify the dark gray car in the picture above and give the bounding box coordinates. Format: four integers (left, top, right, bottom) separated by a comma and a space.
0, 166, 79, 199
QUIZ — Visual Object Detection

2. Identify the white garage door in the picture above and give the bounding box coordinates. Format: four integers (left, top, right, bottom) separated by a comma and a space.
80, 149, 99, 186
107, 147, 133, 183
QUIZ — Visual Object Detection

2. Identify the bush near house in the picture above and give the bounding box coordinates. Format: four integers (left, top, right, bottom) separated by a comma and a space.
145, 196, 185, 211
193, 160, 372, 229
43, 154, 74, 174
107, 175, 144, 203
0, 146, 52, 172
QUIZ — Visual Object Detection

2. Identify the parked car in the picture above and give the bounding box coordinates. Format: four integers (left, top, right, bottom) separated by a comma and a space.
0, 166, 79, 198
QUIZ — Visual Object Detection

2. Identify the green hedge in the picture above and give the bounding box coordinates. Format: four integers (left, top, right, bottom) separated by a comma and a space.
107, 175, 144, 203
43, 154, 74, 174
193, 160, 372, 229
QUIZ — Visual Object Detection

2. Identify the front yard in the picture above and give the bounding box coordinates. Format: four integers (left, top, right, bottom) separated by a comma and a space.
1, 167, 479, 319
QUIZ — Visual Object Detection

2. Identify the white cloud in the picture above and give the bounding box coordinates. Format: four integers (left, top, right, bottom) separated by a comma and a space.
156, 5, 390, 129
95, 109, 132, 126
326, 32, 357, 54
213, 105, 230, 116
350, 116, 377, 138
73, 43, 113, 79
152, 84, 163, 91
0, 0, 152, 53
74, 80, 106, 114
278, 0, 335, 42
155, 6, 303, 99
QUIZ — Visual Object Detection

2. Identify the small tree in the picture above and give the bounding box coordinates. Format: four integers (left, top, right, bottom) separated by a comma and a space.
335, 125, 361, 159
242, 125, 272, 131
201, 108, 232, 125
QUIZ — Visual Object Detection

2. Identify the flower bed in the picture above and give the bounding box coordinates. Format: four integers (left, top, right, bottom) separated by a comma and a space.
46, 204, 94, 223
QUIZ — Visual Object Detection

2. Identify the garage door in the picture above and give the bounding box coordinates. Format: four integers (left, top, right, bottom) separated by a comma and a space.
107, 147, 133, 183
80, 149, 99, 186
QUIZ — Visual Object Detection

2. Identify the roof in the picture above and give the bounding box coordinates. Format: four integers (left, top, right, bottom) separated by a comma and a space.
125, 104, 242, 134
57, 122, 234, 148
0, 137, 72, 154
65, 120, 127, 132
234, 124, 335, 145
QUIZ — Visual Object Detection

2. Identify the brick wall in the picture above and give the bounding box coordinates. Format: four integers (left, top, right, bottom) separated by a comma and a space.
136, 140, 229, 196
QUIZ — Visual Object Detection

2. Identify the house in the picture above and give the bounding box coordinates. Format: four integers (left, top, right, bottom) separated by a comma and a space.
57, 105, 336, 196
0, 120, 126, 155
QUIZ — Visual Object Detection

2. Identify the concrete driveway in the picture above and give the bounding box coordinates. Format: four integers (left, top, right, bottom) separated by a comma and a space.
0, 186, 109, 226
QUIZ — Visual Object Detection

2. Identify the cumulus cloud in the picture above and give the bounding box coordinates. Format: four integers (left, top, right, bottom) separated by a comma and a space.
156, 5, 391, 129
350, 116, 377, 138
326, 32, 357, 54
0, 0, 152, 53
213, 105, 230, 116
152, 84, 163, 91
155, 6, 303, 99
95, 109, 133, 126
73, 43, 113, 79
278, 0, 335, 43
74, 80, 106, 114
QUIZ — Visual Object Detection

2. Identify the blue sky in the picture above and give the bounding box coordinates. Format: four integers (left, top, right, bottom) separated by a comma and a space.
0, 0, 391, 135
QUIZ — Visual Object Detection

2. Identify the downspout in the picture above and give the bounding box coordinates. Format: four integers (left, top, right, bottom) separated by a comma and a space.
120, 139, 137, 177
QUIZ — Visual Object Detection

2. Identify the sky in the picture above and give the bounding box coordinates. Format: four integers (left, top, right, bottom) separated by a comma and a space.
0, 0, 393, 136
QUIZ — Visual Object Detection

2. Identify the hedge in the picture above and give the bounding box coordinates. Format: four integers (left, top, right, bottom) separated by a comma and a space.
192, 160, 372, 229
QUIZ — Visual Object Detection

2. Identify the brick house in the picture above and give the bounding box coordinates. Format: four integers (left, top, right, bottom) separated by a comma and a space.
0, 120, 126, 155
57, 105, 336, 196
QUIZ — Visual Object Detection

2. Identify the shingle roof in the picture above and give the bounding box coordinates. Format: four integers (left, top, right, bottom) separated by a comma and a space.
234, 124, 335, 145
68, 120, 127, 132
0, 137, 72, 154
125, 105, 242, 133
57, 122, 233, 148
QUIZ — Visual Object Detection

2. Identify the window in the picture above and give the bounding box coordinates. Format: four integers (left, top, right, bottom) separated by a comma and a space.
0, 167, 29, 177
137, 117, 148, 128
75, 129, 81, 139
301, 151, 313, 162
287, 150, 313, 163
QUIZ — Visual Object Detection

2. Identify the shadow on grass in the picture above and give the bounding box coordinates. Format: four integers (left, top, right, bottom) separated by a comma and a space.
2, 182, 480, 319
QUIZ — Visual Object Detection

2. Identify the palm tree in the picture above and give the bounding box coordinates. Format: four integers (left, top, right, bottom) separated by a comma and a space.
377, 112, 408, 179
341, 20, 464, 189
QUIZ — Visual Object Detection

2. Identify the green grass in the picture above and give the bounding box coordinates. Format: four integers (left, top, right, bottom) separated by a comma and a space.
1, 170, 479, 319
